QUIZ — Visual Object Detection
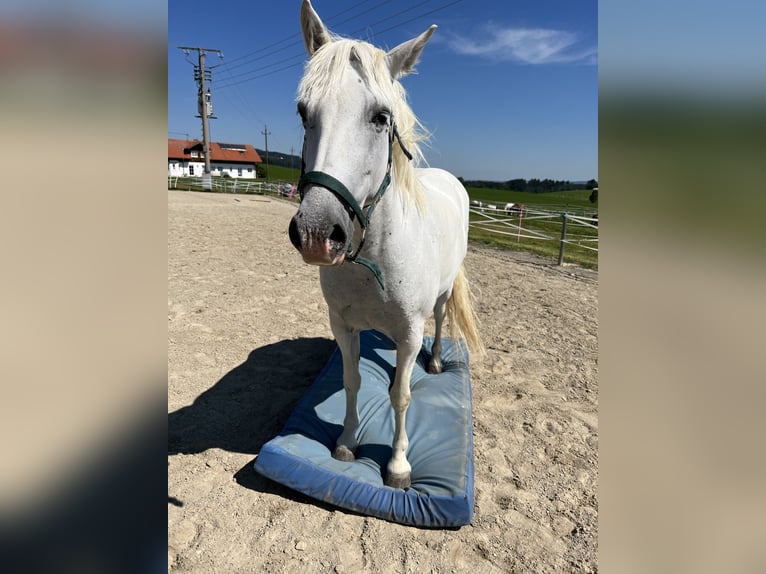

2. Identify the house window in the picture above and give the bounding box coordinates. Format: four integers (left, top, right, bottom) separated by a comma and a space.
191, 151, 199, 158
237, 167, 242, 177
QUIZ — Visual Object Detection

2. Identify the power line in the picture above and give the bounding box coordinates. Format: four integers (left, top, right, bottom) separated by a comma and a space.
217, 0, 431, 85
216, 59, 304, 91
215, 0, 464, 92
358, 0, 433, 38
215, 49, 307, 84
221, 0, 387, 70
215, 77, 289, 153
330, 0, 398, 31
374, 0, 464, 35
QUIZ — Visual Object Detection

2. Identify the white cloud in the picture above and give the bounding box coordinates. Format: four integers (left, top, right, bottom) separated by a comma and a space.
448, 25, 596, 65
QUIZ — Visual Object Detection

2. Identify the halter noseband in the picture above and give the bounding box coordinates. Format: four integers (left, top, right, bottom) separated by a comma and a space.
297, 118, 412, 290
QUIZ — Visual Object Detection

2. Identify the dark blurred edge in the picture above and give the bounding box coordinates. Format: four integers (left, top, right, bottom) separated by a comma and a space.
601, 89, 766, 240
0, 392, 167, 574
0, 5, 169, 574
599, 89, 766, 572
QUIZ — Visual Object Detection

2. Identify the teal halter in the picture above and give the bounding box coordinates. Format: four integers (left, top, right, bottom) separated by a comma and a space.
298, 119, 412, 290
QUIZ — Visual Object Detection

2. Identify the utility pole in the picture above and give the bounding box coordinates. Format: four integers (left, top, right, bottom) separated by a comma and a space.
261, 125, 272, 180
178, 46, 223, 190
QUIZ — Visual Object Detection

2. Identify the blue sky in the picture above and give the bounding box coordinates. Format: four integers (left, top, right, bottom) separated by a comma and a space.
168, 0, 597, 181
600, 0, 766, 95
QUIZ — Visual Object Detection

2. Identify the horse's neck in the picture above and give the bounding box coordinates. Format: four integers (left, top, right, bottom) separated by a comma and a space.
359, 181, 412, 250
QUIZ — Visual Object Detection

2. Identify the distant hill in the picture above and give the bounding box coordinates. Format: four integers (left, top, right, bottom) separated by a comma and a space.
255, 149, 302, 170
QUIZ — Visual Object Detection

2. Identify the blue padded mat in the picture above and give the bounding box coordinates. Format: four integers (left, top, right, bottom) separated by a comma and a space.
254, 330, 474, 528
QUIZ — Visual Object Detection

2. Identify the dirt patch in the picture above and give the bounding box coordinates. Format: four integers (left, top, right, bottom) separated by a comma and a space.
168, 190, 598, 573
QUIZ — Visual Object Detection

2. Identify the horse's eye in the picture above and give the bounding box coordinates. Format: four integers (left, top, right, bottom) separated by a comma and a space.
371, 111, 390, 127
297, 103, 308, 126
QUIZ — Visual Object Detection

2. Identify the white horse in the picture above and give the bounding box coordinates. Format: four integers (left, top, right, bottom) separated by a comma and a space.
288, 0, 483, 489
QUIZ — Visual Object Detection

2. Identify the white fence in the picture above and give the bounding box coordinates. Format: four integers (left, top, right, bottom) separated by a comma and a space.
168, 176, 298, 198
469, 203, 598, 263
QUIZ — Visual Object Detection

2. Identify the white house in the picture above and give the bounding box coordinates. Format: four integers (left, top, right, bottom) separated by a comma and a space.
168, 139, 262, 179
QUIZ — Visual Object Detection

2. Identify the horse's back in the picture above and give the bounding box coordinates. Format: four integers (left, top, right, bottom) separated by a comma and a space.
417, 167, 469, 222
415, 167, 470, 291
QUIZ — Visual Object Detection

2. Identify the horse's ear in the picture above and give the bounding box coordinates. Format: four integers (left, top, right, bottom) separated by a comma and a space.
301, 0, 331, 57
385, 25, 437, 79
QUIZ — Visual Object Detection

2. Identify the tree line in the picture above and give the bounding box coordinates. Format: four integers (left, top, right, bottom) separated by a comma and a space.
458, 177, 598, 193
255, 149, 301, 170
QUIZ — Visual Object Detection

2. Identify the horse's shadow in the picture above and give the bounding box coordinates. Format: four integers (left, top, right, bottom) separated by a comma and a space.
168, 337, 338, 496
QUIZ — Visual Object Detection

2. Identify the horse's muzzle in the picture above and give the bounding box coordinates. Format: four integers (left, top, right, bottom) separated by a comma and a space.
289, 218, 347, 266
288, 193, 353, 266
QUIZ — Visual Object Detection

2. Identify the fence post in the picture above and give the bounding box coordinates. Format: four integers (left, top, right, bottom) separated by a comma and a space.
558, 212, 568, 265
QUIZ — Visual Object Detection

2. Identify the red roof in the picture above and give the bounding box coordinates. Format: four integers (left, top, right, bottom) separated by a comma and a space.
168, 139, 262, 164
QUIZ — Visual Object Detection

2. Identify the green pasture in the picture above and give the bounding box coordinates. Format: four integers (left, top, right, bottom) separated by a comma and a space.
465, 187, 598, 268
466, 187, 596, 214
263, 164, 301, 182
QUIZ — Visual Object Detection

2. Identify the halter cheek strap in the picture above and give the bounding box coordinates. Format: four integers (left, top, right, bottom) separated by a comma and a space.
297, 120, 412, 290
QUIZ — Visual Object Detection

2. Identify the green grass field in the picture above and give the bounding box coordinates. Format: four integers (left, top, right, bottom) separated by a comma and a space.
466, 187, 596, 214
263, 164, 301, 182
465, 187, 598, 268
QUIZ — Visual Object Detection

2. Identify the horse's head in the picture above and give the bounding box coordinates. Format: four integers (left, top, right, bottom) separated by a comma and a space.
288, 0, 435, 267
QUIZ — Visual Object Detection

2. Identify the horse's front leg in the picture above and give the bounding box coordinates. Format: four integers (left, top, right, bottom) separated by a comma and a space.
385, 329, 423, 489
329, 313, 361, 462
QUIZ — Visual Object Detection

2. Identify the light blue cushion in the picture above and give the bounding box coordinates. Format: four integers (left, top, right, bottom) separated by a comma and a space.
254, 330, 474, 527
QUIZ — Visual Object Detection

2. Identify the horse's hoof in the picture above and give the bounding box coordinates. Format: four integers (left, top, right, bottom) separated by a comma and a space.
427, 358, 442, 374
332, 445, 356, 462
385, 472, 411, 490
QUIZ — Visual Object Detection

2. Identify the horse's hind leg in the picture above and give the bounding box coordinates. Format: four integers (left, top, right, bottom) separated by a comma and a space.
329, 313, 361, 462
385, 329, 422, 489
428, 291, 450, 374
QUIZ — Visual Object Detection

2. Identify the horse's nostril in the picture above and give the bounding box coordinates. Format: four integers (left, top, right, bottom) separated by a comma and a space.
288, 218, 302, 249
329, 224, 346, 245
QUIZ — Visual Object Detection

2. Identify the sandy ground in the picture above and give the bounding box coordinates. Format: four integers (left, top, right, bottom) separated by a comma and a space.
168, 190, 598, 573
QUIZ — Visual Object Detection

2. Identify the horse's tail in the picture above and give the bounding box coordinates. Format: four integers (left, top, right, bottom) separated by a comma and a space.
447, 266, 486, 358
